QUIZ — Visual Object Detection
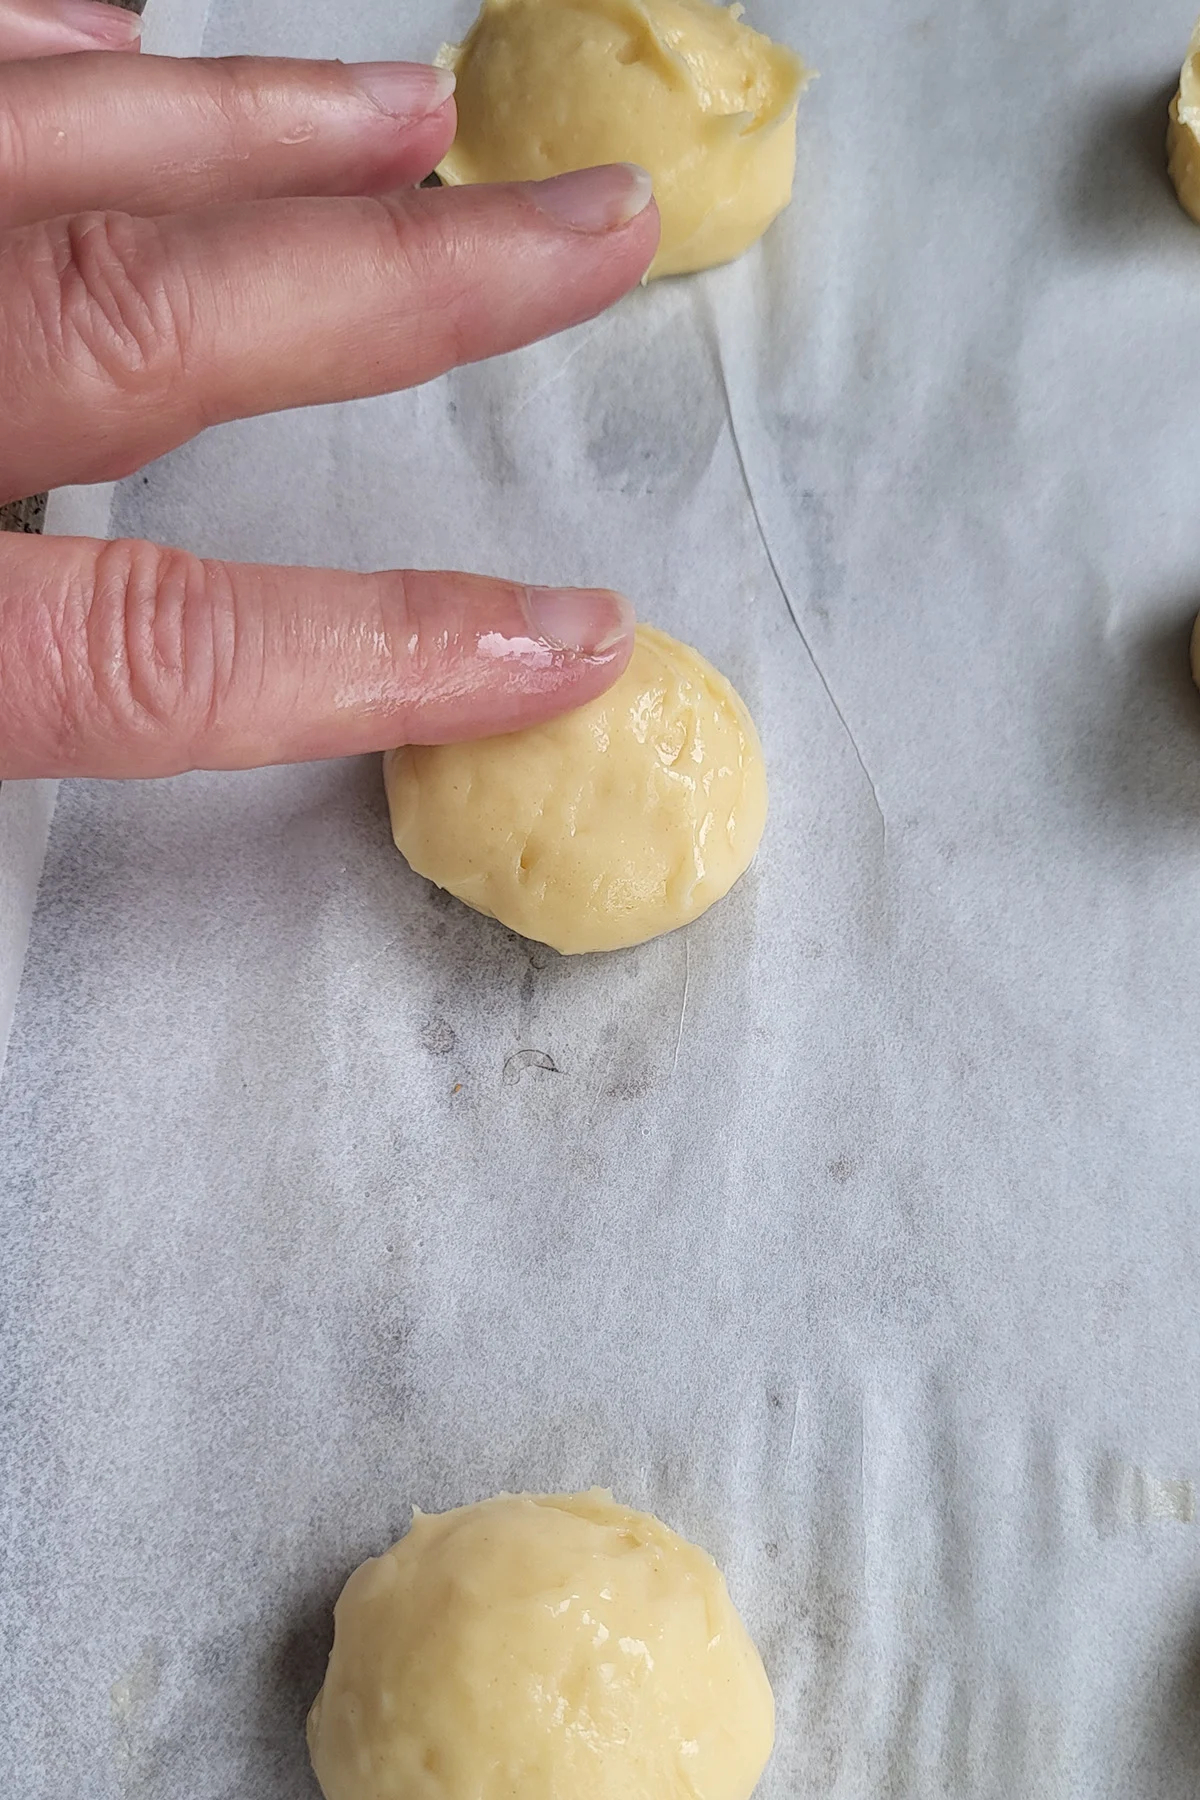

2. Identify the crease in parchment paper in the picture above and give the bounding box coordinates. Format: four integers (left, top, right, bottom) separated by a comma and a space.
703, 305, 887, 846
509, 314, 621, 423
670, 936, 690, 1077
786, 1389, 802, 1470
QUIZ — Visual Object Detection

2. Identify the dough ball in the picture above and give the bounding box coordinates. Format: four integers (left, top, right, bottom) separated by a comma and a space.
1169, 15, 1200, 222
436, 0, 809, 278
307, 1489, 775, 1800
384, 625, 767, 954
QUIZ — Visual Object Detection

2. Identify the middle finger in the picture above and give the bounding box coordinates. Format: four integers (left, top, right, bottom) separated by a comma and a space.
0, 52, 456, 231
0, 169, 660, 498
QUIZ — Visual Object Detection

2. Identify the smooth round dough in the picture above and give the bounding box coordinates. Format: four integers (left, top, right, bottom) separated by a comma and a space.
307, 1489, 775, 1800
384, 626, 767, 954
436, 0, 808, 279
1169, 15, 1200, 222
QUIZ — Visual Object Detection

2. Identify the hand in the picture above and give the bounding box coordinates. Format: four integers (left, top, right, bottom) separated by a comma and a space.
0, 8, 660, 778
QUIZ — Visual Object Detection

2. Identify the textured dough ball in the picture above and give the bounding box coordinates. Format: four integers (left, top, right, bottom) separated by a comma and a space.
436, 0, 808, 279
384, 626, 767, 954
1169, 15, 1200, 222
307, 1489, 775, 1800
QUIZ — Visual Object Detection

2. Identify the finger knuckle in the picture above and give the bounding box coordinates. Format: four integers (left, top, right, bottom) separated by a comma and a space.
46, 211, 195, 397
370, 193, 473, 366
196, 56, 276, 174
373, 565, 418, 665
80, 538, 232, 767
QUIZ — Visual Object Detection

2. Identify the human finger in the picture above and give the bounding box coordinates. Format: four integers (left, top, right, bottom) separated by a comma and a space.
0, 531, 636, 778
0, 0, 140, 61
0, 53, 456, 230
0, 168, 660, 497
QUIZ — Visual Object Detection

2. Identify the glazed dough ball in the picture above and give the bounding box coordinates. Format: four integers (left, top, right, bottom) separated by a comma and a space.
436, 0, 809, 278
307, 1490, 775, 1800
1169, 14, 1200, 222
384, 626, 767, 954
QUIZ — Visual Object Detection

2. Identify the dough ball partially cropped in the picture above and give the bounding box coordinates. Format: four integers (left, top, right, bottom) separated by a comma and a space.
384, 625, 767, 954
307, 1489, 775, 1800
1169, 14, 1200, 221
436, 0, 809, 278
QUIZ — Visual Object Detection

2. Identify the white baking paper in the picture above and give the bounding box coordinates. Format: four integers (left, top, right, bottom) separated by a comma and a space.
6, 1, 1200, 1795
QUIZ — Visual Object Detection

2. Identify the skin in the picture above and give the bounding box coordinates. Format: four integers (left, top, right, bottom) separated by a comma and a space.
0, 4, 661, 778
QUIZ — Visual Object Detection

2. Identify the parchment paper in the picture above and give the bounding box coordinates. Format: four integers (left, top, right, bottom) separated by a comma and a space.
6, 1, 1200, 1795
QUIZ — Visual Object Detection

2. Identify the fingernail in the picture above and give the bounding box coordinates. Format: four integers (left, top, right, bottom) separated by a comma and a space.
527, 164, 654, 233
349, 61, 456, 119
51, 0, 142, 45
525, 587, 635, 656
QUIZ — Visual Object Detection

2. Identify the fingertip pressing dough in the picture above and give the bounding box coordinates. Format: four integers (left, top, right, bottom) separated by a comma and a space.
436, 0, 809, 278
307, 1489, 775, 1800
1169, 15, 1200, 222
384, 626, 767, 955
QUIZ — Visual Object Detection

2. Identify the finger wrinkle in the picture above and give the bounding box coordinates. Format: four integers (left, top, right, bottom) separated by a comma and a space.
60, 213, 157, 370
316, 570, 413, 713
205, 56, 332, 171
374, 566, 415, 660
89, 538, 179, 741
0, 556, 73, 760
200, 55, 273, 168
370, 189, 472, 308
0, 93, 32, 219
192, 556, 242, 745
83, 539, 227, 767
55, 212, 197, 400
